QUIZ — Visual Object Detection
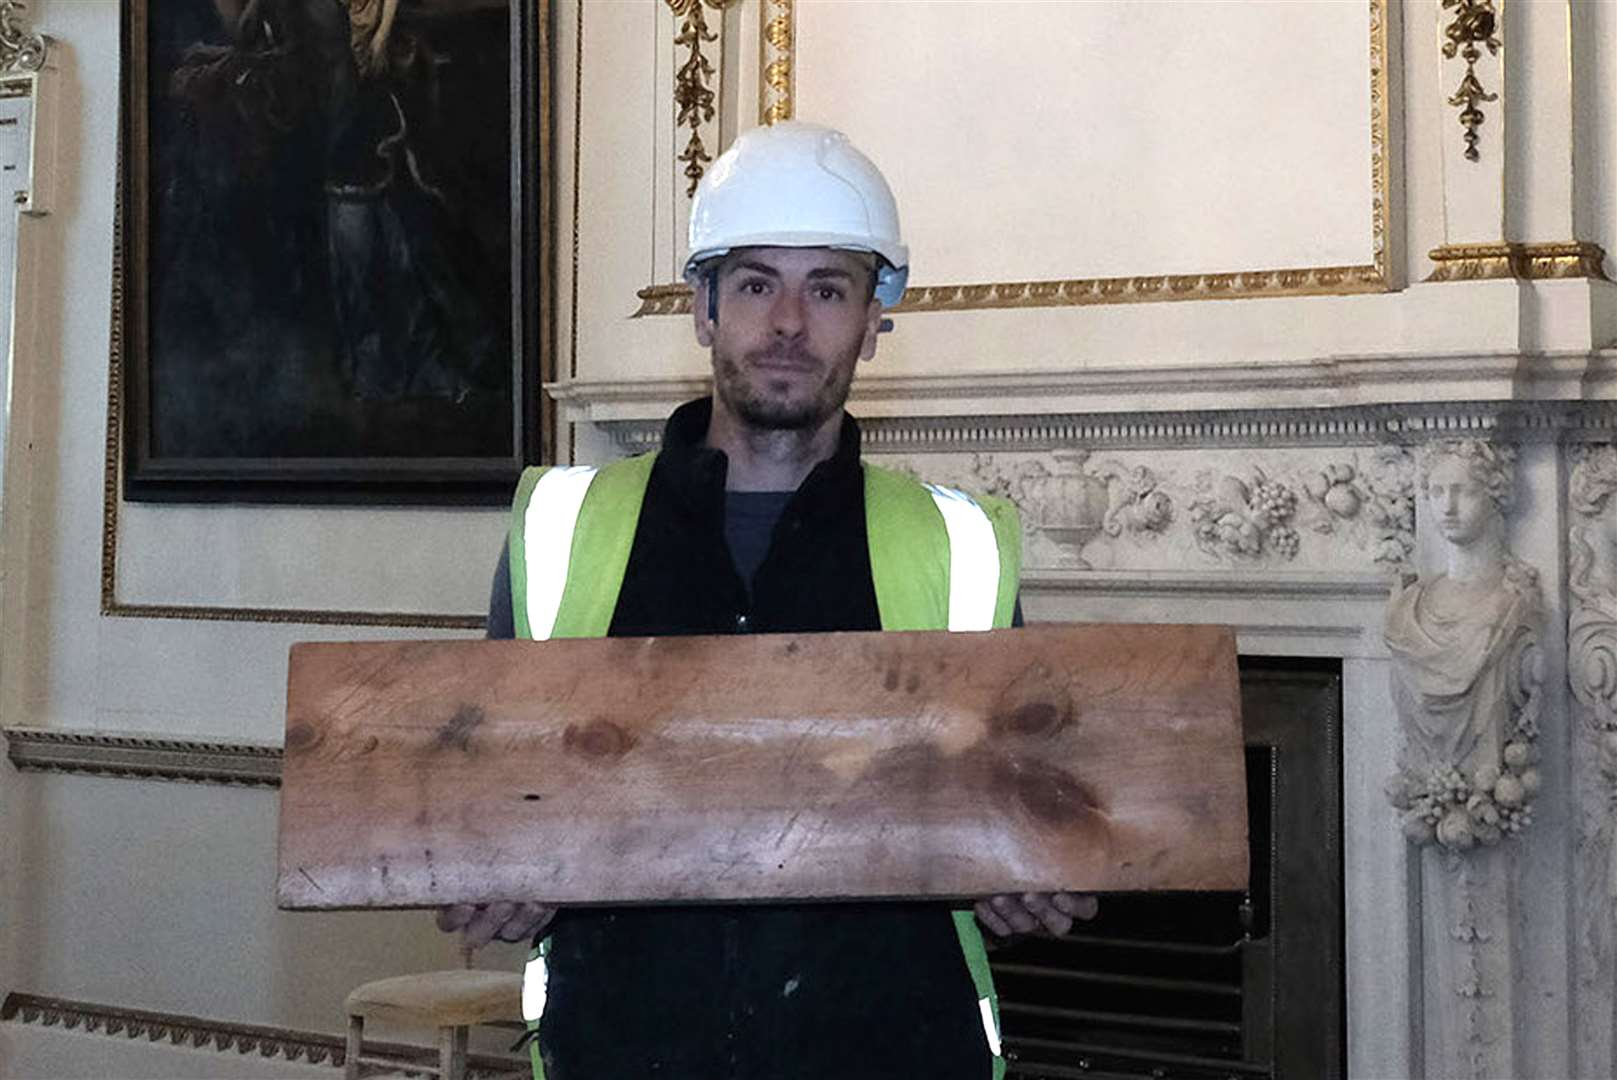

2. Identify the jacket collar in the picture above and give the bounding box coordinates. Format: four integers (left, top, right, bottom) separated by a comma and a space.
658, 396, 865, 518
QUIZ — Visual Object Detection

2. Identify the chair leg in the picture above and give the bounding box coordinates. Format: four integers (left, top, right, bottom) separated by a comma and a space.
343, 1015, 364, 1080
439, 1023, 469, 1080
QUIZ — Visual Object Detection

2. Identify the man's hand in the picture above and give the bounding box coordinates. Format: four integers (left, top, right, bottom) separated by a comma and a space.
435, 902, 557, 949
974, 892, 1098, 939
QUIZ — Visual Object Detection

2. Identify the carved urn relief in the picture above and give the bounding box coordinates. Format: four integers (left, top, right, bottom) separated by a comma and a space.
1020, 450, 1111, 569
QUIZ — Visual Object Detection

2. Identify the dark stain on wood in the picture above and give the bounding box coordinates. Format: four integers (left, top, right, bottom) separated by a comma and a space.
434, 706, 484, 753
284, 723, 320, 754
989, 662, 1075, 739
905, 672, 921, 694
883, 669, 901, 691
564, 718, 637, 759
992, 755, 1100, 827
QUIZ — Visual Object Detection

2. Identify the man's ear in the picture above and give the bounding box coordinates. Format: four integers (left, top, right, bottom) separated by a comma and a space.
693, 279, 715, 348
858, 298, 882, 361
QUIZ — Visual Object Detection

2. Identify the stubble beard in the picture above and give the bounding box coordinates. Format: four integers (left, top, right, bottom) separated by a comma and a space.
712, 341, 857, 432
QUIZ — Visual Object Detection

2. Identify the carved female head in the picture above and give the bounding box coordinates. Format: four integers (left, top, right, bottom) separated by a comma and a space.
1419, 439, 1514, 546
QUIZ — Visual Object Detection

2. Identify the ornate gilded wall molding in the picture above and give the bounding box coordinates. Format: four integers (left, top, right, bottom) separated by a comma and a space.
1440, 0, 1500, 162
0, 0, 47, 74
0, 992, 522, 1080
3, 727, 283, 787
759, 0, 793, 125
1426, 241, 1612, 282
666, 0, 741, 197
635, 262, 1388, 318
636, 0, 1389, 315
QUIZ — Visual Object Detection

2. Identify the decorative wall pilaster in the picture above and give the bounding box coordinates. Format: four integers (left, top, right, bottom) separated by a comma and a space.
1567, 444, 1617, 1078
1426, 0, 1614, 304
1380, 440, 1544, 1078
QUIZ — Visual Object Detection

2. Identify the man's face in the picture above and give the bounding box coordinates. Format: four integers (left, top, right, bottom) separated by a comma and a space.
695, 247, 882, 432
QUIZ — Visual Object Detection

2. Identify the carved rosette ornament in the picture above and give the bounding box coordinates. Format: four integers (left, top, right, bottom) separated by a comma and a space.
1384, 440, 1544, 854
1440, 0, 1501, 163
665, 0, 741, 197
0, 0, 47, 74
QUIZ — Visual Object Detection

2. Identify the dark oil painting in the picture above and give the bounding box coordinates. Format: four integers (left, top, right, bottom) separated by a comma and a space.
121, 0, 547, 502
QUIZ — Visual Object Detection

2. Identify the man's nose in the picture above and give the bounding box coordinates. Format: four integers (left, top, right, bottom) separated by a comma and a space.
771, 289, 804, 336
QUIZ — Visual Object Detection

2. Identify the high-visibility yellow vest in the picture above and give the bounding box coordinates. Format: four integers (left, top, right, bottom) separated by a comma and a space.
510, 451, 1020, 1080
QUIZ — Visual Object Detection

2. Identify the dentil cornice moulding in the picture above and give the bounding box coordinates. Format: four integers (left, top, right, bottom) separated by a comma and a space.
549, 351, 1617, 427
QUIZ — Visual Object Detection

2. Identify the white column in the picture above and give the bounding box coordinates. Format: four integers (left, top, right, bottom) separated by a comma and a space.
1343, 656, 1418, 1080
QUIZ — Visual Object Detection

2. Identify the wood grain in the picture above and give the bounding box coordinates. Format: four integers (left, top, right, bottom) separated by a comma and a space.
277, 624, 1247, 909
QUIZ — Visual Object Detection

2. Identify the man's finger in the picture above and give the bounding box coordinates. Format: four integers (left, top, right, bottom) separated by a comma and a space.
496, 903, 557, 942
1053, 892, 1099, 921
436, 904, 477, 934
975, 899, 1013, 938
464, 900, 517, 949
1021, 893, 1073, 938
993, 894, 1037, 934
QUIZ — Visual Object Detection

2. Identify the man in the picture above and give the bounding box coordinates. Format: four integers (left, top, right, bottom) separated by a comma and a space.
440, 121, 1094, 1079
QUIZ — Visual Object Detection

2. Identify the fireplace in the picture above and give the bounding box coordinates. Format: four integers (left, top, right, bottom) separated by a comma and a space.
992, 659, 1345, 1079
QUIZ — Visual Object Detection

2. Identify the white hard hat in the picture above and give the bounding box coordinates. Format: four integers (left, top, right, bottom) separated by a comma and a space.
685, 121, 910, 308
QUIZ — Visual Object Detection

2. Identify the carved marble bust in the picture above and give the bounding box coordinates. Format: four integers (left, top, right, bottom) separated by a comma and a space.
1384, 440, 1543, 852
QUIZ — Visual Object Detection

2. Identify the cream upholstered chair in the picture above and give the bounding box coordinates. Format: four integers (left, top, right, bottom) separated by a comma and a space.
342, 969, 526, 1080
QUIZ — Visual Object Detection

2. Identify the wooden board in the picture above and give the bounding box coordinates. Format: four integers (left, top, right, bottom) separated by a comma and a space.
277, 624, 1247, 910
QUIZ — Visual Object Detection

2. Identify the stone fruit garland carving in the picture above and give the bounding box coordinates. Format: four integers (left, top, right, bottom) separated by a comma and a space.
1383, 439, 1544, 853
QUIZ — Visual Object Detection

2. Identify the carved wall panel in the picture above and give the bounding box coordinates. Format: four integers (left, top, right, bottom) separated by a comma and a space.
865, 445, 1418, 577
1567, 443, 1617, 1077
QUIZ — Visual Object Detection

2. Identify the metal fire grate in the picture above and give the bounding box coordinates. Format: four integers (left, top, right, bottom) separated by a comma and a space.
992, 662, 1344, 1080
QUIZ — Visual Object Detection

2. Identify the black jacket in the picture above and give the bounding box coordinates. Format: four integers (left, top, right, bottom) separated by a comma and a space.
521, 399, 993, 1080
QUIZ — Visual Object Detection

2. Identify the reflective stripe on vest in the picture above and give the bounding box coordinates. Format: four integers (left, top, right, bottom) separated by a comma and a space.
516, 466, 1005, 640
522, 950, 549, 1023
522, 940, 552, 1080
522, 466, 599, 641
922, 483, 1001, 633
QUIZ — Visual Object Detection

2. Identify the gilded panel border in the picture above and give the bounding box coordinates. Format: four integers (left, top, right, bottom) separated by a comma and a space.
637, 0, 1391, 316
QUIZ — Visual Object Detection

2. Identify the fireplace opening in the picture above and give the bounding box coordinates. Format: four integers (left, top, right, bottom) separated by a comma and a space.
992, 658, 1345, 1079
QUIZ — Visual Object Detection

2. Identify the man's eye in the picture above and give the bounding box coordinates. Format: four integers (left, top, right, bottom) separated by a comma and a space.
740, 280, 769, 295
815, 287, 844, 301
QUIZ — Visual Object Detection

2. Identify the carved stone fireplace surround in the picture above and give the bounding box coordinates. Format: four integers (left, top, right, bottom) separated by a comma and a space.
548, 347, 1617, 1080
